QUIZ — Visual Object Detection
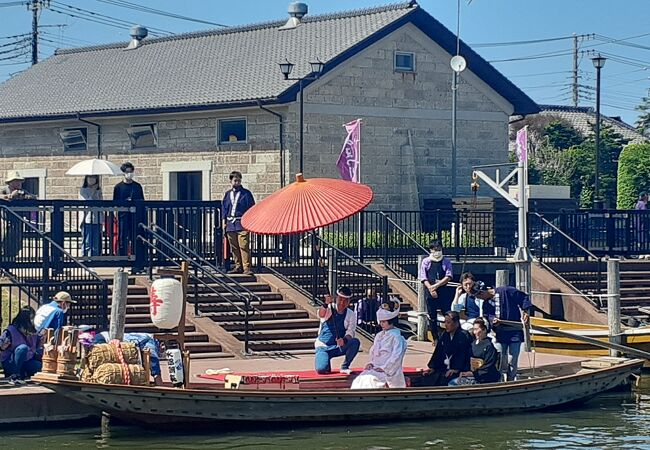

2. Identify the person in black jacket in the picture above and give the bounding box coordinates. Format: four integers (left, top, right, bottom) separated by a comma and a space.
411, 311, 471, 387
448, 318, 501, 385
113, 162, 145, 257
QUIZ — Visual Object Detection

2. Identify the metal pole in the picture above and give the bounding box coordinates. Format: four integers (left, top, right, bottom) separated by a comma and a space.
31, 0, 38, 65
514, 162, 532, 294
572, 34, 578, 107
417, 255, 427, 341
607, 258, 621, 357
594, 65, 602, 208
327, 248, 337, 297
299, 77, 304, 174
495, 269, 509, 288
451, 70, 458, 197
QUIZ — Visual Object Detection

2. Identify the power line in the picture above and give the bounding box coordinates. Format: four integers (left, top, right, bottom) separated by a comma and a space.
470, 34, 584, 48
95, 0, 227, 28
489, 49, 574, 63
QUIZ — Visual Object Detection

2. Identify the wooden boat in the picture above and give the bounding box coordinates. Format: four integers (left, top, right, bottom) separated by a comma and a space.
531, 317, 650, 359
33, 357, 643, 427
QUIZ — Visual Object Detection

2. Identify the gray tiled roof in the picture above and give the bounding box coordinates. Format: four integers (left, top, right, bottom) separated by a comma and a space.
0, 1, 537, 121
540, 105, 647, 144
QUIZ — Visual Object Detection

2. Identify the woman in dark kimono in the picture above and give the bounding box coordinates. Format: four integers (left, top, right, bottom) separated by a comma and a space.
448, 317, 500, 385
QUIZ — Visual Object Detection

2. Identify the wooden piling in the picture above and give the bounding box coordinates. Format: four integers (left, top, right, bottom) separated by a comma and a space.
607, 258, 621, 357
496, 269, 510, 288
109, 269, 128, 341
417, 255, 427, 341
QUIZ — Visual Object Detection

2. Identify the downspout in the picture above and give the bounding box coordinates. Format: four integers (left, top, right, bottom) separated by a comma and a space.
257, 101, 285, 187
76, 113, 102, 158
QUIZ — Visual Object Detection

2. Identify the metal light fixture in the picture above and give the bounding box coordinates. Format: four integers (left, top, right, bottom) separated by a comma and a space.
309, 59, 324, 76
279, 59, 294, 80
277, 57, 325, 174
591, 54, 606, 209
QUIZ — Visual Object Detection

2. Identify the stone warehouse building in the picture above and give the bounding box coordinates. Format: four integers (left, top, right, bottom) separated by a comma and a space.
0, 1, 538, 209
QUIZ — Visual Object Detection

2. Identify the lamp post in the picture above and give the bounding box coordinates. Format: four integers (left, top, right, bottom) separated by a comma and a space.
278, 59, 325, 174
591, 54, 606, 209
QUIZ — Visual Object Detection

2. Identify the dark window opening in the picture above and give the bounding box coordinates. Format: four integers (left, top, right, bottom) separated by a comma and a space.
218, 118, 247, 144
60, 128, 88, 151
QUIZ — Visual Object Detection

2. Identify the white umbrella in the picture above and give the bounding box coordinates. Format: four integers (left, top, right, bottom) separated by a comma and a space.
65, 159, 122, 176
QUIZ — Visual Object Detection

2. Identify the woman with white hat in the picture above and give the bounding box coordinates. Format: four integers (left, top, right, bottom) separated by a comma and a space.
351, 297, 407, 389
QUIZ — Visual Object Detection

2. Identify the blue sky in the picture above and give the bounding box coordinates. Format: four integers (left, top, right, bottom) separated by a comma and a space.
1, 0, 648, 125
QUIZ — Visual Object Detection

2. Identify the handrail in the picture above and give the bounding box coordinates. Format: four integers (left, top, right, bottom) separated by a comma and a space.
0, 205, 106, 283
0, 204, 109, 328
314, 233, 378, 277
149, 224, 262, 306
379, 211, 429, 254
138, 225, 261, 354
531, 212, 599, 260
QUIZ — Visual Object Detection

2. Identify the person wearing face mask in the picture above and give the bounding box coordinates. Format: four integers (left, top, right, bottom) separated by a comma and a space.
418, 240, 453, 342
113, 162, 145, 258
79, 175, 104, 257
34, 291, 76, 334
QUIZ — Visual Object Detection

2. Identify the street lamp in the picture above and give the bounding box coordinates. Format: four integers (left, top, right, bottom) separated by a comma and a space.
278, 58, 324, 173
591, 54, 606, 209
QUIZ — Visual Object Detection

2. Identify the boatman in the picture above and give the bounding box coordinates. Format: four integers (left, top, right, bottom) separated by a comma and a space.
34, 291, 75, 333
418, 240, 453, 342
451, 272, 495, 332
221, 171, 255, 275
314, 287, 361, 375
472, 281, 531, 381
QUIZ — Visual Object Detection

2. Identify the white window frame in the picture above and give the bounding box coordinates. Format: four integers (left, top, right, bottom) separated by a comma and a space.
18, 168, 47, 199
217, 117, 248, 144
127, 123, 158, 149
394, 51, 416, 72
60, 127, 88, 151
161, 160, 212, 201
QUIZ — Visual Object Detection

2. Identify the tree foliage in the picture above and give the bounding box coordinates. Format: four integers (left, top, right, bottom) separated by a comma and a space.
635, 96, 650, 138
617, 143, 650, 208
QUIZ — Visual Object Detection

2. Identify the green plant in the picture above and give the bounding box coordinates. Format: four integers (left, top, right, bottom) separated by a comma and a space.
617, 143, 650, 209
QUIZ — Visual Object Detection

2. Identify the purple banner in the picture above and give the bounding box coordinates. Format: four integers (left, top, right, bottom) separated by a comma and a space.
516, 126, 528, 163
336, 119, 361, 182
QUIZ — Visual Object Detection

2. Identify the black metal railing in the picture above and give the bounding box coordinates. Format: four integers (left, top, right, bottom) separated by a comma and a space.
0, 205, 109, 329
139, 224, 261, 354
529, 212, 604, 307
378, 211, 428, 292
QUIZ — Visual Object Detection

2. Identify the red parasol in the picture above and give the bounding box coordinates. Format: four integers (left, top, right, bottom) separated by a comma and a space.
241, 173, 373, 235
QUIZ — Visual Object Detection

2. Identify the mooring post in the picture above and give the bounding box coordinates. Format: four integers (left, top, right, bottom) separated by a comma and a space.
100, 411, 111, 438
417, 255, 428, 341
607, 258, 621, 357
109, 268, 128, 341
496, 269, 510, 288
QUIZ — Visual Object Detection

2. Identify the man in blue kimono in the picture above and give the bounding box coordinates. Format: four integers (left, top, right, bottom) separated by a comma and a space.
418, 240, 453, 342
221, 171, 255, 275
473, 281, 531, 381
314, 287, 360, 375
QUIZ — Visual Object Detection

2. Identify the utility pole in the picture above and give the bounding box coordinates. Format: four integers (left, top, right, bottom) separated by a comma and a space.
572, 34, 578, 107
28, 0, 50, 65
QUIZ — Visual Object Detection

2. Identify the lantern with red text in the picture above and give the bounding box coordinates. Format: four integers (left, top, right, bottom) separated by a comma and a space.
150, 278, 183, 329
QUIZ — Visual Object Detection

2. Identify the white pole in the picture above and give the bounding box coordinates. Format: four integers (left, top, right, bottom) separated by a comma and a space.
607, 259, 621, 357
356, 119, 363, 259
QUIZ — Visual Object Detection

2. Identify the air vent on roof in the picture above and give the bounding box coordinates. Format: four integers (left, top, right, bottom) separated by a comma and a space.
279, 2, 308, 30
126, 25, 148, 50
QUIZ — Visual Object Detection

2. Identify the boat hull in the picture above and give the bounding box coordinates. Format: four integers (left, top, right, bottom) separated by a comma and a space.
35, 359, 643, 426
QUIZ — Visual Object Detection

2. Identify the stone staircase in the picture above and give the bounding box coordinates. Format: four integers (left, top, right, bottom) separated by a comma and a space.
548, 259, 650, 322
186, 273, 321, 354
109, 280, 232, 359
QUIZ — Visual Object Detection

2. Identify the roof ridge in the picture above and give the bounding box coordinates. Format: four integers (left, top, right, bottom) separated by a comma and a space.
55, 1, 417, 56
541, 104, 644, 136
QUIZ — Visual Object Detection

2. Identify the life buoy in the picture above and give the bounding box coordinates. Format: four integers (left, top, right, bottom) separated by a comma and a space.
150, 278, 183, 329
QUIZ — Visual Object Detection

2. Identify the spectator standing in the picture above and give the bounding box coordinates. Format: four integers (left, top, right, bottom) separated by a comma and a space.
79, 175, 104, 257
635, 192, 648, 210
221, 171, 255, 275
418, 240, 453, 342
1, 170, 36, 261
112, 162, 145, 257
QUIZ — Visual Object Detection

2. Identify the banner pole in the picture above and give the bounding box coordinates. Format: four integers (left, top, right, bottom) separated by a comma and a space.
357, 119, 363, 259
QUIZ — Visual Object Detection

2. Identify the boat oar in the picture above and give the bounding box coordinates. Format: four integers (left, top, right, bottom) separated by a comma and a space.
500, 319, 650, 361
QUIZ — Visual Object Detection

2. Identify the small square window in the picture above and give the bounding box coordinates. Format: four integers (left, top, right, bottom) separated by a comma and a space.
127, 123, 157, 149
218, 118, 247, 144
60, 127, 88, 151
394, 51, 415, 72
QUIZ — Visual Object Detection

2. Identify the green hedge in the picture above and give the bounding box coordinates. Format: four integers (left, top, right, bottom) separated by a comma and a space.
617, 143, 650, 209
320, 230, 491, 249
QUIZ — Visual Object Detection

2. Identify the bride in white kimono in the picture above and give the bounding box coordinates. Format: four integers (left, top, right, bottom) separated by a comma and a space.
351, 298, 408, 389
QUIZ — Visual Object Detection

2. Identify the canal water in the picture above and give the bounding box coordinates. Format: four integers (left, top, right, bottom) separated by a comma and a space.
4, 378, 650, 449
